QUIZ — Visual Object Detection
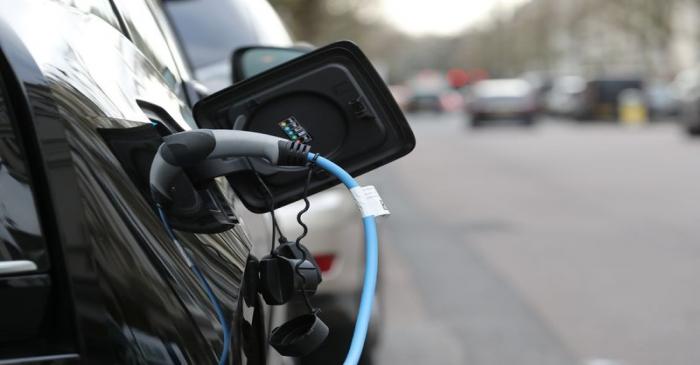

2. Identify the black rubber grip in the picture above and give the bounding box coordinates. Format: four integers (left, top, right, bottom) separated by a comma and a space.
161, 130, 216, 167
149, 185, 172, 206
277, 140, 311, 166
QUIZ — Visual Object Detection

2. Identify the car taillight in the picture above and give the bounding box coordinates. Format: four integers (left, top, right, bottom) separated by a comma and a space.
314, 254, 335, 273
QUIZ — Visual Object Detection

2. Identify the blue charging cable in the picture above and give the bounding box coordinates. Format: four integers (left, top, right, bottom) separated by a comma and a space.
157, 207, 231, 365
309, 153, 378, 365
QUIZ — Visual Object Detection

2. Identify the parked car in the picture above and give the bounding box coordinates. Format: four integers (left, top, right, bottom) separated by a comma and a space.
162, 0, 293, 93
545, 75, 587, 119
0, 0, 271, 363
520, 70, 553, 113
673, 67, 700, 135
580, 78, 644, 120
405, 71, 463, 113
162, 0, 381, 363
645, 81, 680, 119
467, 78, 536, 127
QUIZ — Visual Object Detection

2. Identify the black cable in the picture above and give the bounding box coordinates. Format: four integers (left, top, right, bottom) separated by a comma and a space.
294, 155, 318, 245
245, 158, 287, 255
294, 153, 319, 313
247, 154, 318, 313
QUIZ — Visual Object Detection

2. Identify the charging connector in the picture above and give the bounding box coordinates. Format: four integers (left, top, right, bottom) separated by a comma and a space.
150, 130, 309, 204
149, 129, 380, 365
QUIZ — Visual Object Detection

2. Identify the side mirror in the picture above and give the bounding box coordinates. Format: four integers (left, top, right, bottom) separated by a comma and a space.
194, 41, 415, 213
232, 46, 311, 83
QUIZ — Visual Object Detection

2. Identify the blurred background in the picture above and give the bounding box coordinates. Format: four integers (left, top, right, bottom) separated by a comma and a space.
266, 0, 700, 364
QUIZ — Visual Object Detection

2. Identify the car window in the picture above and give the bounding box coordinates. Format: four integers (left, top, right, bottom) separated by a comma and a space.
0, 75, 48, 271
111, 0, 185, 96
164, 0, 292, 70
144, 0, 193, 82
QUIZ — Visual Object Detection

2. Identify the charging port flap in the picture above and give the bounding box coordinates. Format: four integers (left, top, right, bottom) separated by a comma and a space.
193, 41, 415, 213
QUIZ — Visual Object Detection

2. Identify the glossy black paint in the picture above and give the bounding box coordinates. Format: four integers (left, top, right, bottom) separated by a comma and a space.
0, 1, 267, 364
0, 18, 78, 361
0, 79, 48, 270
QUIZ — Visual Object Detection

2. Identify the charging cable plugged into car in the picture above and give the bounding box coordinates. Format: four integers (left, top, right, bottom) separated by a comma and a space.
149, 129, 385, 365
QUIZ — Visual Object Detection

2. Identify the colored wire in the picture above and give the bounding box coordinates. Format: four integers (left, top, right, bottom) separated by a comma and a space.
157, 206, 231, 365
307, 153, 377, 365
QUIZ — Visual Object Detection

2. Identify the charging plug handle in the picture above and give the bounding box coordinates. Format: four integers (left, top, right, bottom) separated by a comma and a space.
149, 129, 310, 203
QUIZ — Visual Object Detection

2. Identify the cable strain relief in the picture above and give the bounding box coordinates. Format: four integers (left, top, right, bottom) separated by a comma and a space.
150, 185, 173, 206
277, 140, 311, 166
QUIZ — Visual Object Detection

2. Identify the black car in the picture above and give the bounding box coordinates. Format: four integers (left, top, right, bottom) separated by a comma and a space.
0, 1, 416, 364
580, 79, 644, 120
0, 1, 271, 363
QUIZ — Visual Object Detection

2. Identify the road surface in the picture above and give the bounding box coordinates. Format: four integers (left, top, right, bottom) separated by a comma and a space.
373, 113, 700, 365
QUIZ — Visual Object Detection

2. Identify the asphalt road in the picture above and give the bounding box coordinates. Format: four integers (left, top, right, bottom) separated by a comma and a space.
371, 113, 700, 365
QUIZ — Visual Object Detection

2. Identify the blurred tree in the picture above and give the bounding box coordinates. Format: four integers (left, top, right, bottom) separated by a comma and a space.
269, 0, 325, 41
269, 0, 425, 81
605, 0, 677, 75
269, 0, 379, 43
268, 0, 700, 82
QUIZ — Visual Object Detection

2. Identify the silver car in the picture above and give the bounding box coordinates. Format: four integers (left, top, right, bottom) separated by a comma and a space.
162, 0, 381, 362
467, 78, 537, 127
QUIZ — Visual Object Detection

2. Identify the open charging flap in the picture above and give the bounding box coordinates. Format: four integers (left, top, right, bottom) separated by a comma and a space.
193, 41, 416, 213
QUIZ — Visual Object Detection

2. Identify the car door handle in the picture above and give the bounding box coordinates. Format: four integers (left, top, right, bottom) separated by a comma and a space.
0, 260, 38, 275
